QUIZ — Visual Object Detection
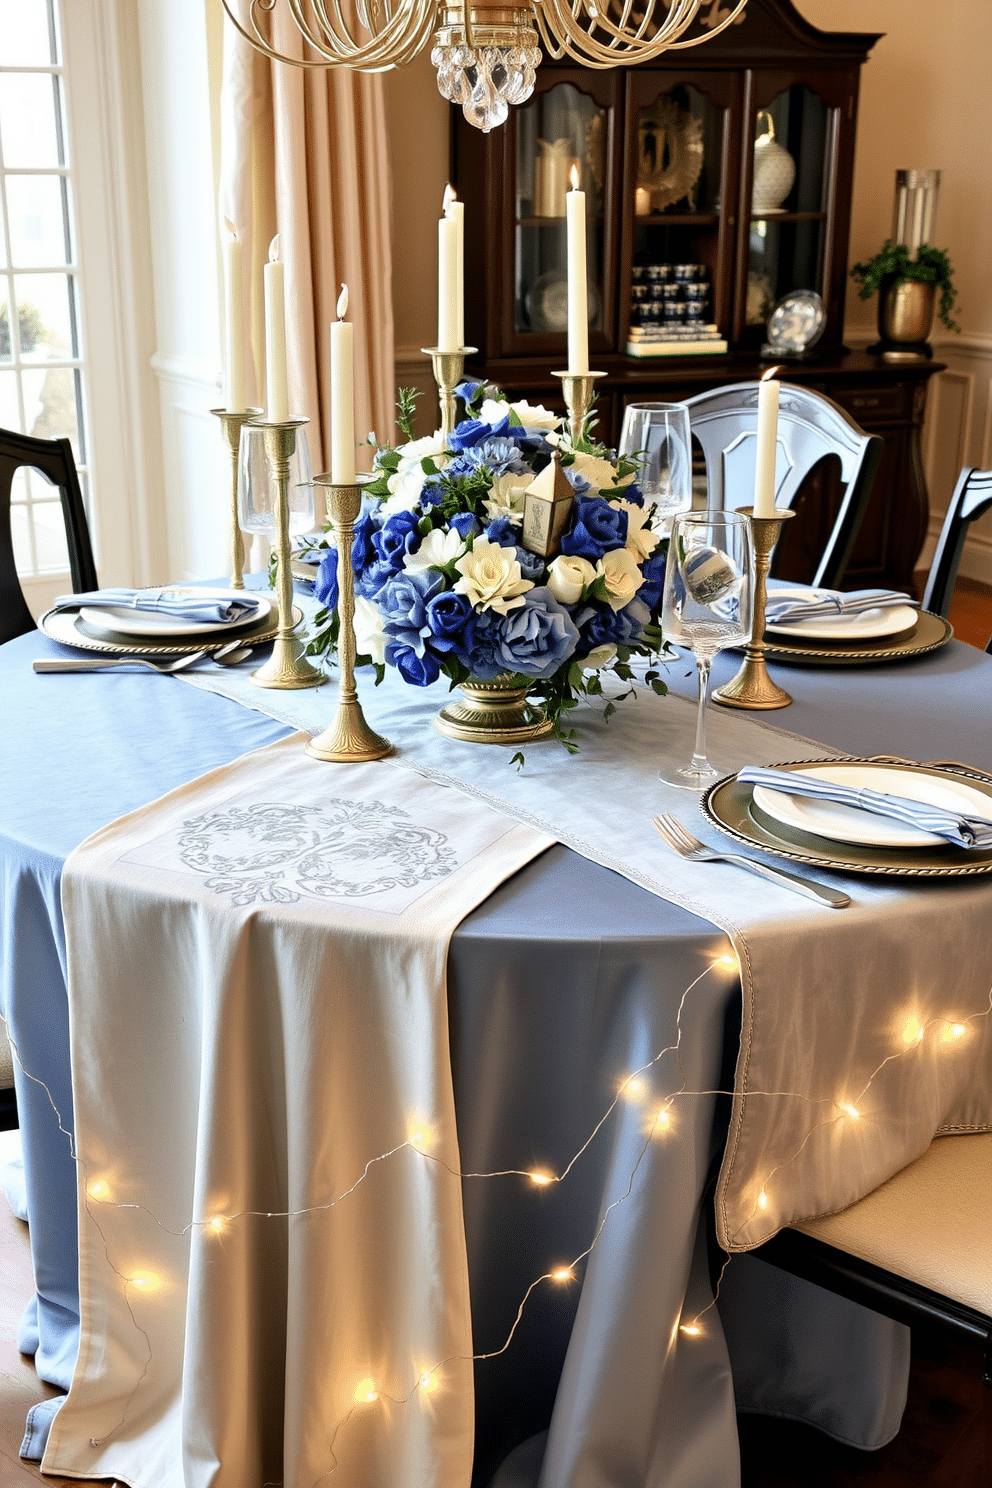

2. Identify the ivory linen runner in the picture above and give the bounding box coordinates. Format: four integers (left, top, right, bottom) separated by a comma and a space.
47, 736, 553, 1488
182, 656, 992, 1253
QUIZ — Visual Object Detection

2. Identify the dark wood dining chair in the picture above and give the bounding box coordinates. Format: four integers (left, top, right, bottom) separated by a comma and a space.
751, 1133, 992, 1383
0, 427, 98, 644
921, 466, 992, 620
684, 383, 883, 590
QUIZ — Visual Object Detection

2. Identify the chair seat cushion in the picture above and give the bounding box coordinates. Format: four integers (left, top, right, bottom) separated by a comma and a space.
796, 1132, 992, 1317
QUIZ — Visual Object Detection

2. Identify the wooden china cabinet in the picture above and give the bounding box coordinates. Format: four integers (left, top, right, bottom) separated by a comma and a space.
451, 0, 942, 592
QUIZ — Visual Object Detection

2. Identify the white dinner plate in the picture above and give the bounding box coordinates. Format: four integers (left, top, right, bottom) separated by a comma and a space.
764, 590, 918, 641
77, 589, 271, 640
752, 764, 992, 849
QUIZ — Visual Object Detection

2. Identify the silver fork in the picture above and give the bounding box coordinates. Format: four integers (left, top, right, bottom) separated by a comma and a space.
33, 650, 210, 675
652, 814, 851, 909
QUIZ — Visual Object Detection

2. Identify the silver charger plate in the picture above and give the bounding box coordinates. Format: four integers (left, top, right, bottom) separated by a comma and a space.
40, 600, 297, 657
762, 608, 952, 666
702, 757, 992, 877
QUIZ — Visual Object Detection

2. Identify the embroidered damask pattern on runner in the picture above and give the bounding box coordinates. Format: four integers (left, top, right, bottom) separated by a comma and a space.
176, 799, 456, 904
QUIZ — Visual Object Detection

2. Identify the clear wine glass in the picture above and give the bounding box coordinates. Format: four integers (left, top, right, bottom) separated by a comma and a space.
618, 401, 693, 528
661, 510, 754, 791
237, 423, 314, 539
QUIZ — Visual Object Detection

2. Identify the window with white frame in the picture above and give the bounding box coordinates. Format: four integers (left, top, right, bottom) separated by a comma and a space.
0, 0, 92, 579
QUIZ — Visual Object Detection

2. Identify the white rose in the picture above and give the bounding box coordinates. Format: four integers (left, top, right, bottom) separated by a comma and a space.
596, 546, 644, 611
508, 399, 561, 432
610, 498, 660, 561
380, 433, 449, 515
483, 471, 531, 525
570, 449, 636, 494
453, 538, 533, 615
403, 526, 466, 573
478, 397, 512, 427
547, 553, 596, 606
353, 595, 387, 666
581, 643, 617, 672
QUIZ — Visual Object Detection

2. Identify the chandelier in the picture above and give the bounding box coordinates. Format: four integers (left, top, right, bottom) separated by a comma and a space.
220, 0, 749, 133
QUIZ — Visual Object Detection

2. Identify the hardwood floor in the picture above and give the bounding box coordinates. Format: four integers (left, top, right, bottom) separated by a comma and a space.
934, 576, 992, 652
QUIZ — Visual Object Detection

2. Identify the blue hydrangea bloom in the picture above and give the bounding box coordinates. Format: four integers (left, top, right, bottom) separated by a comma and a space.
514, 546, 545, 583
495, 587, 579, 679
379, 569, 445, 657
560, 496, 628, 562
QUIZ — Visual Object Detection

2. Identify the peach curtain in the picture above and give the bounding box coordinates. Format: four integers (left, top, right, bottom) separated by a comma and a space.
219, 14, 395, 494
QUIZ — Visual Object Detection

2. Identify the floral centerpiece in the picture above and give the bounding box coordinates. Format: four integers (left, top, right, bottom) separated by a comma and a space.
306, 383, 669, 750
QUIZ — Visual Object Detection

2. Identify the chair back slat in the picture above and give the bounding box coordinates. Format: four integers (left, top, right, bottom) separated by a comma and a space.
922, 466, 992, 619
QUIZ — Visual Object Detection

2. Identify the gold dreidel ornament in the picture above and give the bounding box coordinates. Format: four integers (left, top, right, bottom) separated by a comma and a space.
211, 406, 262, 589
306, 476, 391, 763
422, 346, 477, 440
552, 370, 605, 447
713, 507, 795, 710
249, 417, 326, 691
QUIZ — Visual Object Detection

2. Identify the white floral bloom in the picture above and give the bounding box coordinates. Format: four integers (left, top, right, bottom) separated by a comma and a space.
581, 643, 617, 672
353, 595, 387, 665
478, 397, 513, 427
570, 449, 635, 494
508, 399, 561, 432
483, 471, 531, 525
453, 538, 533, 614
380, 433, 450, 516
611, 497, 660, 561
596, 546, 644, 611
403, 526, 466, 573
547, 553, 596, 606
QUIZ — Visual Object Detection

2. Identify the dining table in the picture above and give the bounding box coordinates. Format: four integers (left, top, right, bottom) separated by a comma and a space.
2, 588, 991, 1488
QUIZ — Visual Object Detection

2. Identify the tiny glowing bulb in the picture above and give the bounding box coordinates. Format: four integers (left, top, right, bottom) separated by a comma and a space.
622, 1075, 646, 1101
407, 1117, 434, 1151
713, 954, 738, 971
652, 1108, 672, 1134
86, 1179, 110, 1202
419, 1370, 439, 1394
840, 1103, 860, 1119
758, 1190, 768, 1210
529, 1170, 554, 1186
129, 1271, 161, 1293
680, 1323, 701, 1337
207, 1216, 227, 1235
951, 1023, 965, 1038
354, 1377, 378, 1404
551, 1267, 574, 1283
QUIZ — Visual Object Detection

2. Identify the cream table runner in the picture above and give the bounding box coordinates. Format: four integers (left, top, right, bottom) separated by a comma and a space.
183, 650, 992, 1252
48, 738, 553, 1488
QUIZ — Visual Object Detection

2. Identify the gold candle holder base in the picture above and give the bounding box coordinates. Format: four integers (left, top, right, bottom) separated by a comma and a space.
713, 507, 795, 710
422, 346, 478, 440
551, 370, 605, 446
306, 476, 391, 763
210, 406, 262, 589
247, 417, 327, 692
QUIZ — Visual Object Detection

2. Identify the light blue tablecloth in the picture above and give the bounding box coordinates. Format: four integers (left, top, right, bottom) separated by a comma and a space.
2, 613, 991, 1485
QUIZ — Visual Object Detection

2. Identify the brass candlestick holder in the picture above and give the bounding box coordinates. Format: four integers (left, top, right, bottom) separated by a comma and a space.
422, 346, 478, 440
306, 475, 391, 763
249, 417, 326, 691
552, 370, 605, 447
210, 406, 261, 589
713, 507, 795, 710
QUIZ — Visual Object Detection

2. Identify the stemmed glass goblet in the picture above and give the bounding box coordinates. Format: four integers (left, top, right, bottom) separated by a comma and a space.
618, 401, 693, 528
661, 510, 754, 791
237, 423, 314, 541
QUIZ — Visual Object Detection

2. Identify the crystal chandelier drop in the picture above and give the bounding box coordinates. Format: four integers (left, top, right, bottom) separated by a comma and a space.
221, 0, 749, 134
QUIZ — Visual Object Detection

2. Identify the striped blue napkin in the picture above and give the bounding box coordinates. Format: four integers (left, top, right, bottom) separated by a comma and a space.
738, 767, 992, 850
55, 589, 260, 625
764, 588, 917, 626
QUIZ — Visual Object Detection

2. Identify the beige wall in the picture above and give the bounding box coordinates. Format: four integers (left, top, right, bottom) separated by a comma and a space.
383, 5, 992, 572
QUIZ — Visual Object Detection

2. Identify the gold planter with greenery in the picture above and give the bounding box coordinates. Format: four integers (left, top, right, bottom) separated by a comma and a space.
851, 241, 958, 360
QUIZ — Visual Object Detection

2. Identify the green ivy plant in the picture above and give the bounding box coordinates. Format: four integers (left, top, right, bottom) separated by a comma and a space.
850, 241, 959, 333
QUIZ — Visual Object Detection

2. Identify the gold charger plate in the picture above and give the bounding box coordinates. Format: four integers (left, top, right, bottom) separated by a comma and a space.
761, 608, 952, 666
39, 599, 298, 658
701, 757, 992, 878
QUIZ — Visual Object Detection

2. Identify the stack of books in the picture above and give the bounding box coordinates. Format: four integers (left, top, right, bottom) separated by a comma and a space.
626, 324, 728, 357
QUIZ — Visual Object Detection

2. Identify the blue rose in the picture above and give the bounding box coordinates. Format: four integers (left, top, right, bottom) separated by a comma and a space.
463, 609, 508, 680
495, 587, 579, 680
454, 378, 483, 406
514, 546, 545, 583
372, 509, 421, 572
577, 598, 649, 651
562, 466, 591, 497
623, 480, 645, 508
355, 558, 394, 601
560, 495, 628, 562
352, 500, 382, 573
424, 590, 476, 667
380, 569, 445, 656
385, 641, 441, 687
637, 549, 667, 612
485, 516, 517, 548
449, 415, 510, 451
450, 511, 481, 541
315, 547, 339, 610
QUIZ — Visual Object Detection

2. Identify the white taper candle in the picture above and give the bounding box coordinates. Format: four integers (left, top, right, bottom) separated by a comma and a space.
330, 284, 355, 485
753, 369, 780, 518
566, 171, 588, 375
443, 184, 465, 349
263, 234, 288, 424
438, 215, 459, 353
223, 219, 245, 413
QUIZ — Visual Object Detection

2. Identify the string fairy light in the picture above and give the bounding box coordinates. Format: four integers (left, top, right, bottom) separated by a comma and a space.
2, 974, 989, 1476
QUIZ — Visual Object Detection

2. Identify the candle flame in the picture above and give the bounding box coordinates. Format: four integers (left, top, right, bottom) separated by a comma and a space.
569, 164, 581, 191
761, 364, 782, 381
337, 284, 349, 320
443, 183, 456, 213
268, 234, 280, 265
223, 217, 238, 241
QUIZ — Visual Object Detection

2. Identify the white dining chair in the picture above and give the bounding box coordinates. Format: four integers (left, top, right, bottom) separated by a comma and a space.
921, 466, 992, 620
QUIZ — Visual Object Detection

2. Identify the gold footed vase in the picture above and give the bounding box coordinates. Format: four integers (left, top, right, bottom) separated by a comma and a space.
434, 674, 554, 745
